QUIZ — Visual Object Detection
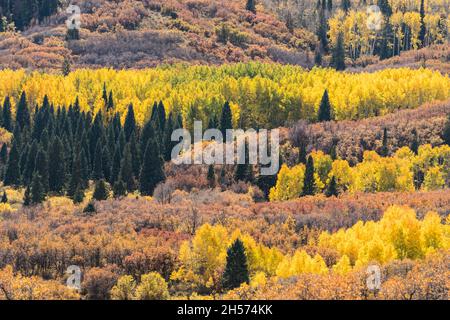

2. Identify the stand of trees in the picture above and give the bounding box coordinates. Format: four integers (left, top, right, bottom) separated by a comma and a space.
0, 0, 60, 31
0, 91, 182, 204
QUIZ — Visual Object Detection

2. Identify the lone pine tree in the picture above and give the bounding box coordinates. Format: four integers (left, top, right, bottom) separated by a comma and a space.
1, 191, 7, 203
303, 156, 316, 196
318, 89, 332, 122
93, 179, 109, 201
222, 238, 250, 290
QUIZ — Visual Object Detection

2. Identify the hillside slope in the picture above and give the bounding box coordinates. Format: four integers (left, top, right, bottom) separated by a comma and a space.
0, 0, 316, 70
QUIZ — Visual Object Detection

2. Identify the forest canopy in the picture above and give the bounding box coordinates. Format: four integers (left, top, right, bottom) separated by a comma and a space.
0, 63, 448, 129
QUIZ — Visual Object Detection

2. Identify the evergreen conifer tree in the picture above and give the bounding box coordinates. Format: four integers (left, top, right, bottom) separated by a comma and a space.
2, 97, 13, 132
124, 104, 136, 141
331, 32, 346, 70
16, 91, 31, 130
220, 101, 233, 142
318, 89, 332, 122
93, 179, 109, 201
302, 156, 316, 196
325, 176, 339, 197
92, 141, 104, 180
113, 180, 127, 198
207, 165, 216, 188
34, 147, 49, 193
30, 173, 45, 204
48, 137, 66, 194
222, 239, 250, 290
443, 113, 450, 145
139, 139, 166, 196
1, 191, 7, 203
246, 0, 256, 13
119, 144, 136, 192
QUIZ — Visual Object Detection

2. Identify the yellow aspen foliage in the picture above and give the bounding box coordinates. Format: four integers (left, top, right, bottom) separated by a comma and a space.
250, 272, 267, 288
134, 272, 170, 300
319, 206, 449, 266
332, 255, 352, 275
276, 250, 328, 278
269, 164, 305, 201
0, 65, 448, 127
327, 159, 353, 192
172, 224, 228, 286
172, 224, 283, 288
310, 150, 333, 189
0, 265, 79, 300
423, 166, 446, 191
420, 211, 445, 253
110, 275, 136, 300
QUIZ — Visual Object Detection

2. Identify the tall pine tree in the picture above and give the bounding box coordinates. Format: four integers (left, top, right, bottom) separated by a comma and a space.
3, 142, 20, 186
124, 104, 136, 141
16, 91, 31, 130
2, 97, 13, 132
220, 101, 233, 142
222, 239, 250, 290
318, 89, 332, 122
302, 156, 316, 196
331, 32, 346, 70
139, 138, 166, 196
48, 137, 66, 194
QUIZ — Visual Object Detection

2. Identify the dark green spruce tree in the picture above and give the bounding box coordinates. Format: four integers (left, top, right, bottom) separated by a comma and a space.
411, 129, 420, 155
443, 113, 450, 145
2, 97, 13, 132
111, 145, 122, 185
419, 0, 426, 47
93, 179, 109, 201
113, 180, 127, 198
220, 101, 233, 142
246, 0, 256, 14
23, 186, 31, 206
318, 89, 332, 122
119, 144, 136, 192
331, 32, 346, 70
67, 152, 82, 198
0, 144, 7, 164
381, 128, 389, 157
34, 147, 49, 193
124, 104, 136, 141
1, 191, 7, 203
207, 165, 216, 188
16, 91, 31, 130
139, 138, 166, 196
316, 9, 329, 53
3, 142, 21, 186
302, 156, 316, 196
30, 173, 45, 205
92, 141, 104, 180
222, 239, 250, 290
325, 176, 339, 197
